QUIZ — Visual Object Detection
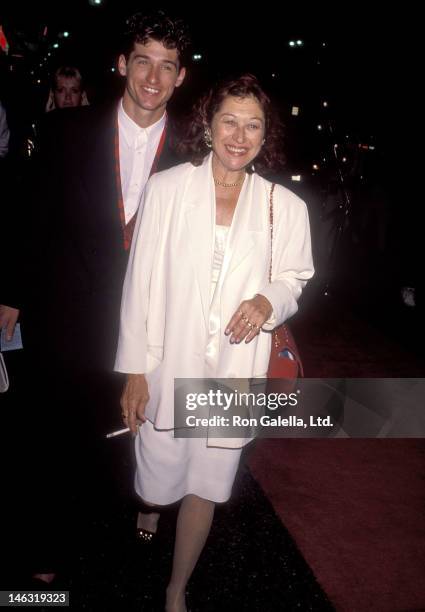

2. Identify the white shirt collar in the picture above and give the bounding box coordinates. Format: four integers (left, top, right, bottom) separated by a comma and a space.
117, 99, 166, 148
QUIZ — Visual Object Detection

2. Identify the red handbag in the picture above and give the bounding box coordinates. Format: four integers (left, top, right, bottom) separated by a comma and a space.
267, 323, 304, 380
266, 184, 303, 389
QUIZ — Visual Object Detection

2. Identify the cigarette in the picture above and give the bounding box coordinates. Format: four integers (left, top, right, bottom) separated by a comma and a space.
106, 427, 130, 439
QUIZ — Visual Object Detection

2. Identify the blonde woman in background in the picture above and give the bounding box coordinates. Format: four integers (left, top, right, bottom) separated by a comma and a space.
45, 66, 89, 111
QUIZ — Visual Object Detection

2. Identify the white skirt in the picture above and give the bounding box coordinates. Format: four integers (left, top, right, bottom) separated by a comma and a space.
134, 419, 242, 505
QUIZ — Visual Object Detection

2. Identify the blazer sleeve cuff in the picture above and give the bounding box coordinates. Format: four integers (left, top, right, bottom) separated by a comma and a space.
256, 282, 298, 331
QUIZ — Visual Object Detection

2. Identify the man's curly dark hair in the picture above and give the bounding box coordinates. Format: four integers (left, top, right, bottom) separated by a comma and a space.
177, 74, 285, 175
121, 9, 191, 67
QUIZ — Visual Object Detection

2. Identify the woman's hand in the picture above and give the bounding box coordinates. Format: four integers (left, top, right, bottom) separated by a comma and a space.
225, 295, 273, 344
0, 305, 19, 341
120, 373, 149, 434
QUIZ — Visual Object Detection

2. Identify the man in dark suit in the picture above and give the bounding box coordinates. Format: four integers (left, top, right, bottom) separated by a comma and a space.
0, 9, 191, 584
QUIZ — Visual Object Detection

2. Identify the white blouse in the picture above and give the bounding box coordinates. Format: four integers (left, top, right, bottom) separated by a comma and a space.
206, 224, 230, 372
210, 224, 230, 301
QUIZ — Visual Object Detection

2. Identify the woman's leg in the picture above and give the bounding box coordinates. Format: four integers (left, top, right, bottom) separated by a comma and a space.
166, 494, 215, 612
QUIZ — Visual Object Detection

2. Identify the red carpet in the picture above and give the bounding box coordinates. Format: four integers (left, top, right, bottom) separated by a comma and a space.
250, 439, 425, 611
249, 294, 425, 611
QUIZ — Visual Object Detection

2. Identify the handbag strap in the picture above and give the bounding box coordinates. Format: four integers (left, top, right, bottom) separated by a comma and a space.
268, 183, 304, 375
268, 183, 276, 283
268, 184, 281, 350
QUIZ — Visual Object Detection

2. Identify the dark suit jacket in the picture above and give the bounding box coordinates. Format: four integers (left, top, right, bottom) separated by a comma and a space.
10, 103, 180, 372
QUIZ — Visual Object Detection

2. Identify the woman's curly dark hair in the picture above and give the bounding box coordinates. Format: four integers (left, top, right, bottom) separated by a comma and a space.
177, 74, 285, 175
122, 9, 191, 66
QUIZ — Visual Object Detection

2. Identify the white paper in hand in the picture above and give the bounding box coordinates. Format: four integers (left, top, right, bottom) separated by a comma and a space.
1, 322, 24, 351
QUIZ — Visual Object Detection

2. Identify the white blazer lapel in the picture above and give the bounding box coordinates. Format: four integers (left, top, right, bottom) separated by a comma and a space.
226, 173, 265, 278
184, 155, 215, 330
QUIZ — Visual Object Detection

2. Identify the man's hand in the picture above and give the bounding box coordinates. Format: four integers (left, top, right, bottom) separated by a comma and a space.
225, 295, 273, 344
0, 305, 20, 341
120, 373, 149, 434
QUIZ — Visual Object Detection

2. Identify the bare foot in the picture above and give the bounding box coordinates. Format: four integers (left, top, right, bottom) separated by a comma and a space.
33, 573, 56, 584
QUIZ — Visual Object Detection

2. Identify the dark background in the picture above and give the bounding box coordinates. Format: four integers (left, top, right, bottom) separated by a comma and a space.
0, 2, 413, 146
1, 2, 418, 199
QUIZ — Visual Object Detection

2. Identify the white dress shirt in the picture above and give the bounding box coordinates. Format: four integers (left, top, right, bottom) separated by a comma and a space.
117, 99, 166, 224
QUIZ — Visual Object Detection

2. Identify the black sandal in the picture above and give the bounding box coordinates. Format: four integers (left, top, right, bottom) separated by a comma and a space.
136, 499, 162, 543
136, 523, 155, 542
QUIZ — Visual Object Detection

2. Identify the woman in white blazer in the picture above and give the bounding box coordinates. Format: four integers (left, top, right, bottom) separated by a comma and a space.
115, 74, 314, 612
